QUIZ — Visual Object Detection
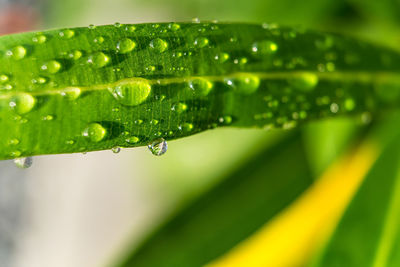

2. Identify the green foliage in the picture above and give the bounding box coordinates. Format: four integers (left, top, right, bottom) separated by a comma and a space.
1, 22, 400, 160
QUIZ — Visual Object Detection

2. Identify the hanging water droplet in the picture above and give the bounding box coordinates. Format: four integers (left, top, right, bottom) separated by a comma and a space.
109, 78, 151, 106
82, 123, 107, 142
14, 157, 33, 169
114, 22, 121, 27
251, 41, 278, 54
87, 52, 110, 68
6, 45, 27, 60
32, 34, 47, 44
59, 29, 75, 39
9, 93, 36, 114
149, 38, 168, 53
60, 87, 82, 100
289, 73, 318, 91
148, 138, 167, 156
194, 37, 209, 48
41, 60, 62, 74
111, 147, 121, 153
225, 74, 260, 95
116, 38, 136, 54
88, 24, 96, 29
189, 78, 213, 96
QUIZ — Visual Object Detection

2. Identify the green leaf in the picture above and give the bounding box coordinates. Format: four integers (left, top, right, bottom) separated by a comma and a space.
309, 115, 400, 267
114, 131, 313, 267
1, 22, 400, 159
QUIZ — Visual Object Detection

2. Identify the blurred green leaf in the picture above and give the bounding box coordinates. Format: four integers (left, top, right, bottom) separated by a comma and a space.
115, 131, 313, 267
309, 115, 400, 267
2, 23, 400, 160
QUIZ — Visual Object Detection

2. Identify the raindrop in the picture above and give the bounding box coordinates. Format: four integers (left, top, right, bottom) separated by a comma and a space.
109, 78, 151, 106
148, 138, 168, 156
68, 50, 82, 60
116, 38, 136, 54
0, 74, 9, 83
251, 41, 278, 54
172, 102, 188, 113
9, 93, 36, 114
112, 147, 121, 153
82, 123, 107, 142
61, 87, 82, 100
6, 45, 27, 60
289, 73, 318, 91
87, 52, 110, 68
41, 60, 62, 74
225, 74, 260, 95
126, 136, 139, 144
59, 29, 75, 39
14, 157, 33, 169
149, 38, 168, 53
168, 23, 180, 31
32, 35, 47, 44
189, 78, 213, 96
194, 37, 209, 48
214, 52, 229, 63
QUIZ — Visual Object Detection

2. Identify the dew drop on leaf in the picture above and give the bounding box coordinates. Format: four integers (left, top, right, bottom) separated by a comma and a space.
6, 45, 27, 60
214, 52, 229, 63
110, 78, 152, 106
289, 73, 319, 91
148, 138, 168, 156
126, 136, 139, 144
251, 41, 278, 54
0, 74, 9, 83
172, 102, 188, 113
111, 147, 121, 153
41, 60, 62, 74
59, 29, 75, 39
225, 74, 260, 95
9, 93, 36, 114
32, 34, 47, 44
149, 38, 168, 53
87, 52, 110, 68
68, 50, 82, 60
116, 38, 136, 54
189, 78, 213, 96
82, 123, 107, 142
61, 87, 82, 100
194, 37, 209, 48
14, 157, 33, 169
168, 23, 180, 31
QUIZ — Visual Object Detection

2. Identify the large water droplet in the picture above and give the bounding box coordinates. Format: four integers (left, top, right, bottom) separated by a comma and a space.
41, 60, 62, 74
87, 52, 110, 68
6, 45, 27, 60
189, 78, 213, 96
289, 73, 318, 91
82, 123, 107, 142
110, 78, 151, 106
225, 74, 260, 94
148, 138, 167, 156
149, 38, 168, 53
9, 93, 36, 114
111, 147, 121, 153
14, 157, 33, 169
116, 38, 136, 54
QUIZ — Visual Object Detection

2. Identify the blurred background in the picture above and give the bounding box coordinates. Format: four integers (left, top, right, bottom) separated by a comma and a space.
0, 0, 399, 266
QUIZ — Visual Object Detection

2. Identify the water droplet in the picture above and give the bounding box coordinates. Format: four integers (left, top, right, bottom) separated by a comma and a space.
6, 45, 27, 60
289, 73, 318, 91
168, 23, 180, 31
109, 78, 151, 106
68, 50, 82, 60
125, 25, 136, 32
189, 78, 213, 96
82, 123, 107, 142
87, 52, 110, 68
60, 87, 82, 100
172, 102, 188, 113
9, 93, 36, 114
59, 29, 75, 39
344, 98, 355, 111
251, 41, 278, 54
149, 38, 168, 53
41, 60, 62, 74
330, 103, 339, 113
0, 74, 9, 83
194, 37, 209, 48
32, 77, 47, 84
215, 52, 229, 63
88, 24, 96, 29
93, 36, 104, 44
114, 22, 121, 27
8, 138, 19, 145
148, 138, 167, 156
116, 38, 136, 54
219, 115, 233, 125
225, 74, 260, 95
112, 147, 121, 153
14, 157, 33, 169
180, 123, 193, 132
126, 136, 139, 144
192, 18, 200, 23
150, 119, 159, 125
32, 34, 46, 44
